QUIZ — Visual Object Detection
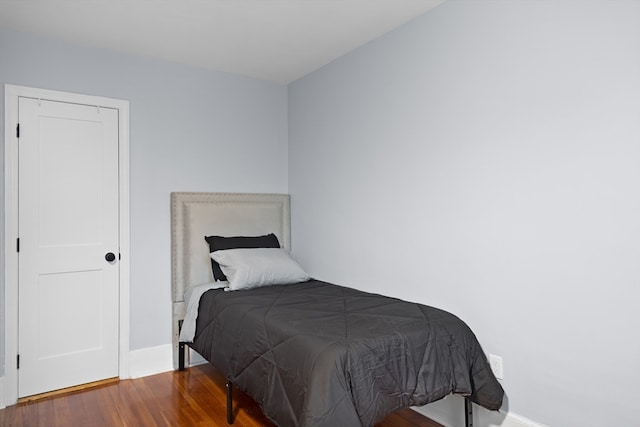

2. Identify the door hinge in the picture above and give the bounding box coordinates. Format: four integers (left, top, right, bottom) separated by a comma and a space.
16, 238, 20, 253
16, 123, 20, 138
17, 354, 20, 370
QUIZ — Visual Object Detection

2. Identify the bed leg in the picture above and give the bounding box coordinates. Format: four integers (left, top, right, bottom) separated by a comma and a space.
177, 319, 186, 371
465, 397, 473, 427
227, 380, 234, 424
178, 342, 185, 371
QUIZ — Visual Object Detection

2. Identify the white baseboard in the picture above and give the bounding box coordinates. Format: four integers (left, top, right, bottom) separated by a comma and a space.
496, 412, 549, 427
188, 348, 207, 366
0, 375, 5, 409
414, 395, 548, 427
129, 344, 174, 379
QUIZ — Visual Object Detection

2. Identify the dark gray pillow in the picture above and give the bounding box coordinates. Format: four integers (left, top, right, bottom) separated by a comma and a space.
204, 233, 280, 281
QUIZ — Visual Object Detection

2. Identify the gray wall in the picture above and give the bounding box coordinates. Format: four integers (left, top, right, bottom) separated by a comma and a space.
0, 29, 288, 375
288, 1, 640, 426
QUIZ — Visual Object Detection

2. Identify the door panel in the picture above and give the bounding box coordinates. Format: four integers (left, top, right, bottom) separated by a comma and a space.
38, 115, 104, 246
18, 97, 119, 397
37, 271, 104, 359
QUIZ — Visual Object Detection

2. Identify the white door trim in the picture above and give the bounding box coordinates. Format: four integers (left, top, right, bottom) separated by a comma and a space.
3, 84, 131, 407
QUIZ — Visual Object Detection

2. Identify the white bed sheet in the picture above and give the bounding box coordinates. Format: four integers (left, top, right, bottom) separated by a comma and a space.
179, 281, 227, 342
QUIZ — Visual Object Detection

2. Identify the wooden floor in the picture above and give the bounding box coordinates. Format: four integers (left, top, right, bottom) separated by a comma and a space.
0, 363, 443, 427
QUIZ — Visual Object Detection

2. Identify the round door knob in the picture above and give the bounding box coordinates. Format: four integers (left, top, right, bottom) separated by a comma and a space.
105, 252, 116, 262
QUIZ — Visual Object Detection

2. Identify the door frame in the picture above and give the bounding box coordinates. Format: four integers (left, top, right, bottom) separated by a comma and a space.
3, 84, 131, 406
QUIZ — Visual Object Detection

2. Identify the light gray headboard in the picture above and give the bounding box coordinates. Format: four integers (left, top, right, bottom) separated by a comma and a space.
171, 192, 291, 368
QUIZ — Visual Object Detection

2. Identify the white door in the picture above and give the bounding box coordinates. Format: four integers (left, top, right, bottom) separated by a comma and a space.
18, 97, 120, 398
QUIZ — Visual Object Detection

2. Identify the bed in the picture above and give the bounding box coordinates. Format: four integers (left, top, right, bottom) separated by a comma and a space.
171, 192, 504, 427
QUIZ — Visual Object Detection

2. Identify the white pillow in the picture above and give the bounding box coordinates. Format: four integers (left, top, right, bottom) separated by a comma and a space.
210, 248, 310, 291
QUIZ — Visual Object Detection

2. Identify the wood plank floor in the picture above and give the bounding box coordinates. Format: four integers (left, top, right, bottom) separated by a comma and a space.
0, 363, 443, 427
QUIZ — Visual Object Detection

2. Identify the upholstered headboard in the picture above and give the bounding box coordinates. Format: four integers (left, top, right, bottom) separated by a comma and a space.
171, 192, 291, 368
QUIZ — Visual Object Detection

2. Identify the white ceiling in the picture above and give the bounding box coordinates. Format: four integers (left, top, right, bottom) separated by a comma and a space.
0, 0, 445, 84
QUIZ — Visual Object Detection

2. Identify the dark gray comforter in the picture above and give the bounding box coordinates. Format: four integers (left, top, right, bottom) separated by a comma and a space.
190, 280, 503, 427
